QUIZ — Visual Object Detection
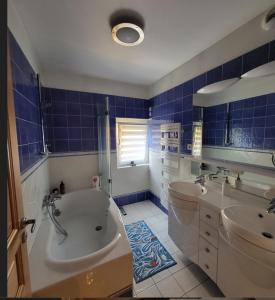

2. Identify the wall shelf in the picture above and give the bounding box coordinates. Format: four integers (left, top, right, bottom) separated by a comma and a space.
182, 153, 275, 178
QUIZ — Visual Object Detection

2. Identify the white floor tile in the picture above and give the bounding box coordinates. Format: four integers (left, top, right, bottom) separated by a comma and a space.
155, 229, 170, 243
173, 264, 207, 293
156, 275, 185, 297
150, 219, 168, 234
124, 201, 216, 298
134, 277, 155, 294
184, 279, 223, 297
152, 268, 171, 283
137, 285, 162, 298
169, 251, 192, 274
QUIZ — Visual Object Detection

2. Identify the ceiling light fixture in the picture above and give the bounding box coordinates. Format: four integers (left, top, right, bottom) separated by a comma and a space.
112, 22, 144, 46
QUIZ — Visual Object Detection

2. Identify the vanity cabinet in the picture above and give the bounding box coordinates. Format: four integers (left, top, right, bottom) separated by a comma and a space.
198, 204, 220, 283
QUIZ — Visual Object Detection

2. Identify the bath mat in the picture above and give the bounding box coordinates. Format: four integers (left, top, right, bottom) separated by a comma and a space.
125, 220, 176, 283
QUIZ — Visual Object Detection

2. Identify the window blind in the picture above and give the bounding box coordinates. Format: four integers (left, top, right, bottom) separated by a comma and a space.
117, 123, 148, 167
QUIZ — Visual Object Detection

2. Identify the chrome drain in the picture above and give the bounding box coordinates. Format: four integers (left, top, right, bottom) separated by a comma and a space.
262, 232, 273, 239
95, 225, 103, 231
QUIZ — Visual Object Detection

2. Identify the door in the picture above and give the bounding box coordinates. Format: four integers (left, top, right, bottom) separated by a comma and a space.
7, 40, 31, 297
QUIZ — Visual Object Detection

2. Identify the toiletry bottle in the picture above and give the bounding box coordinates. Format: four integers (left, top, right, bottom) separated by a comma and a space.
60, 181, 65, 194
235, 173, 241, 189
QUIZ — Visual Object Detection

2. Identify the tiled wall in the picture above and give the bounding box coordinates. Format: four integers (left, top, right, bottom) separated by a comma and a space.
42, 87, 149, 153
203, 93, 275, 150
113, 190, 149, 206
41, 87, 100, 152
109, 96, 150, 150
9, 31, 43, 173
149, 39, 275, 155
10, 28, 275, 170
113, 189, 168, 215
150, 82, 193, 154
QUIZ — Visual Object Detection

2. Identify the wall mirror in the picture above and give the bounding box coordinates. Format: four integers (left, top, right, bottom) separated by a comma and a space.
192, 73, 275, 171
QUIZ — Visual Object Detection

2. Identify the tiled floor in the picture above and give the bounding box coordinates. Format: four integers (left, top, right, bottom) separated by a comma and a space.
120, 200, 224, 298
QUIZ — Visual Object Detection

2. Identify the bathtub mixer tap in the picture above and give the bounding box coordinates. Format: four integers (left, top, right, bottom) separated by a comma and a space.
43, 193, 68, 237
194, 175, 205, 186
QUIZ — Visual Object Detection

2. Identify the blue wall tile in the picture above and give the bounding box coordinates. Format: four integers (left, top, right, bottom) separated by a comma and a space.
207, 66, 222, 85
222, 56, 243, 80
243, 44, 269, 74
193, 73, 207, 93
9, 31, 43, 173
269, 40, 275, 62
113, 190, 149, 207
203, 93, 275, 150
43, 88, 149, 152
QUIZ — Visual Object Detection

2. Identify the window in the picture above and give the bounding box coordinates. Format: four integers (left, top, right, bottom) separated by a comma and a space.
116, 118, 148, 167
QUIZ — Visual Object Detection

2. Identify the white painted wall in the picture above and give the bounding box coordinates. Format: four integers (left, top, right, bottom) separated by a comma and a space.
42, 71, 150, 99
149, 12, 275, 98
48, 153, 99, 192
149, 149, 193, 199
8, 1, 149, 99
8, 0, 41, 72
47, 152, 150, 196
110, 152, 150, 196
21, 159, 50, 254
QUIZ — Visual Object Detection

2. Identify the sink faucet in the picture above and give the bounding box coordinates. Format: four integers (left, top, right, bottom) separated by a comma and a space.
194, 175, 205, 186
267, 198, 275, 214
208, 166, 229, 180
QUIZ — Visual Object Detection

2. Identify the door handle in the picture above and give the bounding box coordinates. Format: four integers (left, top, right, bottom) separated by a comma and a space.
21, 217, 36, 233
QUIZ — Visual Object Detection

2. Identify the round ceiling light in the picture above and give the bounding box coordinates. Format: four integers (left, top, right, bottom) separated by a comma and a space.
112, 23, 144, 46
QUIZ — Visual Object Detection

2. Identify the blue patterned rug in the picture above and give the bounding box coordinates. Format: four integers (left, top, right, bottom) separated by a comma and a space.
125, 220, 177, 283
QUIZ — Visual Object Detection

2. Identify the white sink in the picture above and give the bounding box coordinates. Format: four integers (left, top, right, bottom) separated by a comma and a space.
168, 181, 207, 202
222, 205, 275, 253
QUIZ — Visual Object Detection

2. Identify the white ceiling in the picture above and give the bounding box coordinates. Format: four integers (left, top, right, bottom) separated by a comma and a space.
11, 0, 275, 86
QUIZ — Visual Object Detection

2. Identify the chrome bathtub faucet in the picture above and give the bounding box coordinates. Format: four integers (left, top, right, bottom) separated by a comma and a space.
43, 193, 68, 237
267, 198, 275, 214
194, 175, 205, 186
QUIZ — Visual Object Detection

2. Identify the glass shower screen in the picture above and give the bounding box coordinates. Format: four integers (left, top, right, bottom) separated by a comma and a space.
97, 96, 112, 197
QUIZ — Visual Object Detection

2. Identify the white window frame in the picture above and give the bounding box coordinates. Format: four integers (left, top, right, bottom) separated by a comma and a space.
116, 118, 149, 168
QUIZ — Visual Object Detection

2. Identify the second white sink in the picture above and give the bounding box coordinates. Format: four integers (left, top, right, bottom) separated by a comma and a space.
222, 205, 275, 253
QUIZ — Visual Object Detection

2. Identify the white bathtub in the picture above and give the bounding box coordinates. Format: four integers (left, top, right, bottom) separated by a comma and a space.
29, 188, 132, 297
46, 188, 121, 271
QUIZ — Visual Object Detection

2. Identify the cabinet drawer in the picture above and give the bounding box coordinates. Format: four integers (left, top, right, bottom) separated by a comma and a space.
199, 236, 217, 263
200, 221, 219, 248
199, 245, 217, 282
200, 205, 219, 228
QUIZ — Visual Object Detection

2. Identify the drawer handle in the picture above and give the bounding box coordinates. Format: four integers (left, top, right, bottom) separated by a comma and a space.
206, 214, 211, 219
205, 231, 210, 236
205, 264, 210, 269
205, 247, 210, 253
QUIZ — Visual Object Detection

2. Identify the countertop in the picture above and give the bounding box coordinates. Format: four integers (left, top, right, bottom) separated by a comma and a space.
198, 180, 270, 213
